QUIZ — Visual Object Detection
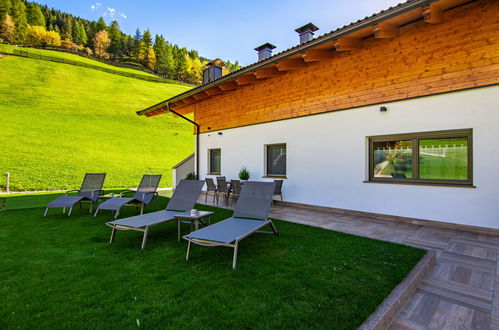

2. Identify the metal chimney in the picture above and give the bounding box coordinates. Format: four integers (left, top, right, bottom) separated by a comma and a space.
254, 43, 276, 61
202, 58, 225, 84
295, 23, 319, 44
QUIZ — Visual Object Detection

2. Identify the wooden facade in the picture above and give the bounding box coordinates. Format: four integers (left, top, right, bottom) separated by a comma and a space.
144, 0, 499, 134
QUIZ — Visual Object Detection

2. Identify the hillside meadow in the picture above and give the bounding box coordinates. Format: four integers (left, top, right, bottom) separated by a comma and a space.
0, 53, 193, 191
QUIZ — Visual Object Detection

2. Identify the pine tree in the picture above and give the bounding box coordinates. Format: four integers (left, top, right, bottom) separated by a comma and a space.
96, 17, 106, 32
0, 0, 12, 20
132, 28, 141, 58
153, 34, 167, 74
146, 45, 156, 70
61, 14, 72, 40
142, 29, 151, 47
26, 3, 45, 26
10, 0, 27, 43
107, 20, 123, 59
72, 20, 87, 45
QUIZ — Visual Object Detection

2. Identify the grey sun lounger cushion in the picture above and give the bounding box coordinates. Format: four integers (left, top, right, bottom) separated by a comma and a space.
105, 179, 205, 249
183, 181, 279, 269
184, 217, 270, 244
45, 173, 106, 216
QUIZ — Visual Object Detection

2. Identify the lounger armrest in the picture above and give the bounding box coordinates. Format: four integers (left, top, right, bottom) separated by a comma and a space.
65, 190, 79, 196
119, 190, 135, 197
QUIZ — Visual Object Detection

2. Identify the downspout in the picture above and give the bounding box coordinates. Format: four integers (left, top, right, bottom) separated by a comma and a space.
167, 103, 200, 179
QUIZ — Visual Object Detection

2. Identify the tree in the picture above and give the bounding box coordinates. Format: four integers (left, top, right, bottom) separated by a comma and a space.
71, 20, 87, 45
93, 29, 110, 58
142, 29, 151, 47
44, 29, 61, 46
10, 0, 27, 43
146, 45, 156, 70
107, 20, 123, 59
61, 14, 72, 40
0, 13, 15, 43
26, 3, 45, 26
132, 28, 141, 58
95, 17, 106, 32
26, 24, 45, 45
0, 0, 12, 20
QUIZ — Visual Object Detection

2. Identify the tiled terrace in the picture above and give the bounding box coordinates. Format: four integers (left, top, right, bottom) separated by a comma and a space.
199, 195, 499, 329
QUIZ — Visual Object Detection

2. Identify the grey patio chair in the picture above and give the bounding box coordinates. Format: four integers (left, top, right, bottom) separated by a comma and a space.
94, 174, 162, 218
205, 177, 217, 205
216, 176, 229, 205
105, 179, 204, 249
183, 181, 279, 269
273, 179, 284, 203
230, 179, 242, 206
44, 173, 106, 216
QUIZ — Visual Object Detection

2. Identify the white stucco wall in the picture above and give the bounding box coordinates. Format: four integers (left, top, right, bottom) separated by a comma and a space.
198, 86, 499, 229
172, 154, 194, 189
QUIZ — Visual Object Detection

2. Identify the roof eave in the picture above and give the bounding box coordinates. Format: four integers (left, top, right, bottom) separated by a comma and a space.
137, 0, 438, 117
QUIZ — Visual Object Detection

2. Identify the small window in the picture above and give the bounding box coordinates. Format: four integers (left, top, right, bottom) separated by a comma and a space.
208, 149, 221, 174
368, 129, 472, 185
266, 144, 286, 176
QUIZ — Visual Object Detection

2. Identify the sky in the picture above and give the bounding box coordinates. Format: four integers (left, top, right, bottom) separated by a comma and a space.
33, 0, 403, 65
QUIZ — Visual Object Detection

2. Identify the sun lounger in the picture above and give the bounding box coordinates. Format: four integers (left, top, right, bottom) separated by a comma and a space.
94, 174, 162, 218
105, 179, 204, 249
183, 181, 279, 269
44, 173, 106, 216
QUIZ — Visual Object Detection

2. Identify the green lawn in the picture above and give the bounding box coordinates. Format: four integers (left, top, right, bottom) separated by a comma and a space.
0, 54, 193, 191
0, 44, 160, 78
0, 193, 425, 329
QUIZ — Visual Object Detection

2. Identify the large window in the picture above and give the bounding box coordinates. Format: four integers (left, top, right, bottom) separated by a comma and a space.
208, 149, 221, 174
266, 144, 286, 177
368, 129, 472, 185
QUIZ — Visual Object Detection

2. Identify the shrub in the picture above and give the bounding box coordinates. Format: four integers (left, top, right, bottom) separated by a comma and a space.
238, 167, 250, 180
185, 172, 196, 180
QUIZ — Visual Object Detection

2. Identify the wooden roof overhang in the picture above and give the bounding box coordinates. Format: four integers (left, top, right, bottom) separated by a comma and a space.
137, 0, 471, 118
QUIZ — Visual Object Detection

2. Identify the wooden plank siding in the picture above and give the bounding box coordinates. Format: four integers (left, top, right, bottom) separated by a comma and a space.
184, 0, 499, 133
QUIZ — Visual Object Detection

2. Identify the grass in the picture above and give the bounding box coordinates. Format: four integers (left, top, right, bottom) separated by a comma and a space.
0, 54, 193, 191
0, 192, 425, 329
0, 44, 160, 78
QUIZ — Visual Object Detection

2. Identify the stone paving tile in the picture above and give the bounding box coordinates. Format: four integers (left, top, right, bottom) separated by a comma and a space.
197, 194, 498, 329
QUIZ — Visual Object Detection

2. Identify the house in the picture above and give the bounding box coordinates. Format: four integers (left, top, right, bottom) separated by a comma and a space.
137, 0, 499, 231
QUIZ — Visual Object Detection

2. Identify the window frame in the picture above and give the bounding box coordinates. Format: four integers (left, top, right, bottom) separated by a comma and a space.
265, 143, 287, 178
367, 129, 473, 186
207, 148, 221, 175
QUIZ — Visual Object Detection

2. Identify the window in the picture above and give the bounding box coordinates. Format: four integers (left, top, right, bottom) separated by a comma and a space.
266, 144, 286, 176
208, 149, 221, 174
368, 129, 472, 185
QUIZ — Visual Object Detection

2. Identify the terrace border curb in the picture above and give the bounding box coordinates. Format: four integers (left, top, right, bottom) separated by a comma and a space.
358, 250, 436, 330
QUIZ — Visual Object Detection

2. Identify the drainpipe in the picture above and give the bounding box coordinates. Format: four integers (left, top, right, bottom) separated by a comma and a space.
167, 103, 200, 179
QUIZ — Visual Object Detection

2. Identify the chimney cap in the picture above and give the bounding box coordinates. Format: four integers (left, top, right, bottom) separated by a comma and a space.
294, 23, 319, 34
254, 43, 276, 52
204, 58, 225, 68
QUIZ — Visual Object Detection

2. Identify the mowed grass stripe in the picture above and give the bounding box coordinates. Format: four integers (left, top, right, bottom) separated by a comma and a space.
0, 55, 193, 191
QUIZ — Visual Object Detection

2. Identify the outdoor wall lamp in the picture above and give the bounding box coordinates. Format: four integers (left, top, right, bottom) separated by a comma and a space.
380, 106, 388, 112
218, 132, 223, 135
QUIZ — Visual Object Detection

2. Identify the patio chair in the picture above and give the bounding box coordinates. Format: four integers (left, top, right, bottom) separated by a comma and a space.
205, 177, 217, 205
273, 179, 284, 203
230, 179, 242, 206
94, 174, 162, 218
216, 176, 229, 205
44, 173, 106, 216
183, 181, 279, 269
105, 179, 204, 249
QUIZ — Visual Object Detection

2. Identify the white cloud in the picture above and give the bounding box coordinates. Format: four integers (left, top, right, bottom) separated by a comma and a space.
101, 6, 128, 20
90, 2, 101, 10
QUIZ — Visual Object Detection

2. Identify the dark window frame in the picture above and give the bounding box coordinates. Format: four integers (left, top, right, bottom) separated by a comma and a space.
367, 129, 473, 186
208, 148, 221, 175
265, 143, 287, 177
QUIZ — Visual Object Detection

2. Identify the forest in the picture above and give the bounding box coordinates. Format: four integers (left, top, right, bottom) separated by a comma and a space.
0, 0, 242, 84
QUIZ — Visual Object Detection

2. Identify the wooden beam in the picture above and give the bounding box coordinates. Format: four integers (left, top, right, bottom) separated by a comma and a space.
253, 67, 282, 79
192, 92, 209, 100
423, 4, 443, 24
182, 96, 196, 105
301, 49, 335, 62
205, 87, 225, 96
373, 23, 399, 39
235, 74, 258, 86
333, 38, 363, 51
219, 81, 239, 91
275, 58, 307, 71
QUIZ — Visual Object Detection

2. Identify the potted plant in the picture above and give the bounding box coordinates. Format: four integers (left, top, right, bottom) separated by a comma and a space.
238, 167, 250, 181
